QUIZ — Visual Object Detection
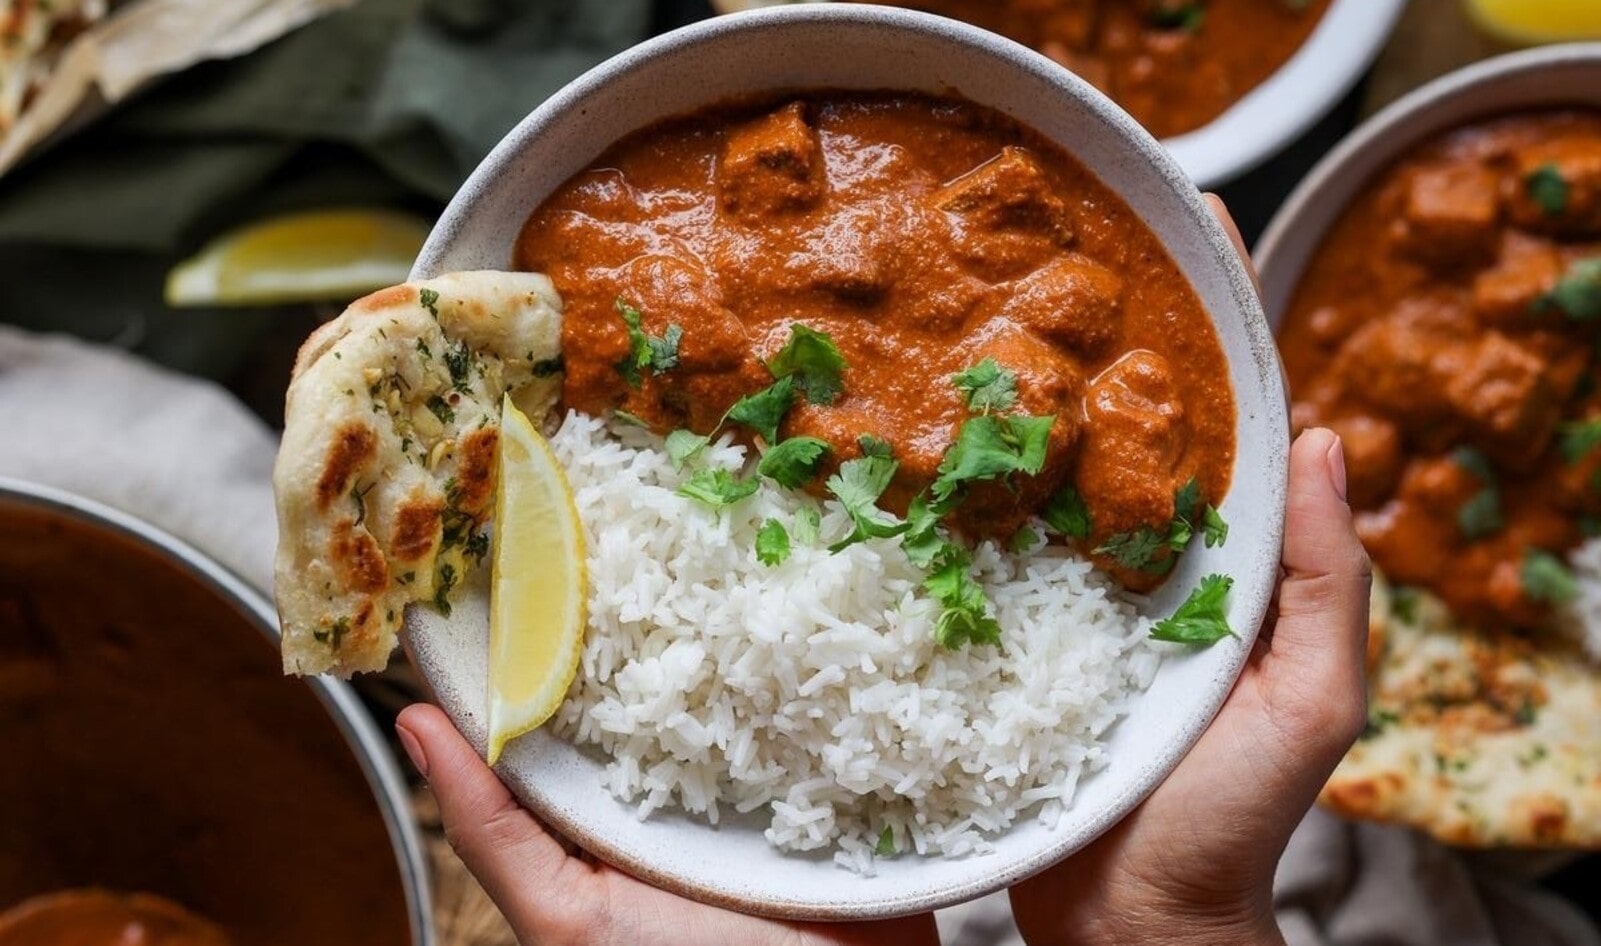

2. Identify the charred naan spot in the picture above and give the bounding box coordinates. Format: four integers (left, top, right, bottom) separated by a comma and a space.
453, 427, 500, 515
316, 424, 378, 510
352, 284, 414, 313
391, 492, 444, 563
330, 518, 388, 594
352, 601, 379, 650
1514, 795, 1571, 843
1322, 772, 1405, 818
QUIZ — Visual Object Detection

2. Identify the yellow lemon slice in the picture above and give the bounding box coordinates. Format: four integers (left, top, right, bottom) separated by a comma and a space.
1466, 0, 1601, 44
164, 209, 429, 307
486, 395, 587, 766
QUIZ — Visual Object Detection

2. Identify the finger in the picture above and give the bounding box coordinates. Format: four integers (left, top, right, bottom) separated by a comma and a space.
396, 704, 575, 934
1265, 428, 1372, 749
1204, 193, 1262, 298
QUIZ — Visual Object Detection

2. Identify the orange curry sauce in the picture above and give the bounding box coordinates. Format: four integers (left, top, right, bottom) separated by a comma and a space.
863, 0, 1332, 138
516, 92, 1235, 590
1281, 111, 1601, 629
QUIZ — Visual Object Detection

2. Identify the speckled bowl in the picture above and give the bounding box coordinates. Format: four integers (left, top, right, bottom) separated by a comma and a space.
408, 4, 1287, 921
1255, 44, 1601, 328
706, 0, 1408, 189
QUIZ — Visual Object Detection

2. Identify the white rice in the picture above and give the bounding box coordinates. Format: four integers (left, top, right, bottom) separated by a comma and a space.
548, 410, 1162, 872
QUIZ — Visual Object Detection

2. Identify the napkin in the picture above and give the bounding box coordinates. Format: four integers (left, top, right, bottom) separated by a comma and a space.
2, 323, 1594, 946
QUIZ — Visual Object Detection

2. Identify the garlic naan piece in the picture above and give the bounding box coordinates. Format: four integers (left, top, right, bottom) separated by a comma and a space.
273, 272, 563, 677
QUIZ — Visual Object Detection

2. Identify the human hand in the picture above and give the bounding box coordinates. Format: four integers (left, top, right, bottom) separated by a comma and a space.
395, 703, 942, 946
1008, 426, 1371, 946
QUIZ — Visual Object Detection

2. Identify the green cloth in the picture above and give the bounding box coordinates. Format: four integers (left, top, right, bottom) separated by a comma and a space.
0, 0, 653, 375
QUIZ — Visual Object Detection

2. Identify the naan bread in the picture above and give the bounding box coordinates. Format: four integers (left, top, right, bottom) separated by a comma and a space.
1321, 574, 1601, 847
273, 272, 563, 677
0, 0, 110, 135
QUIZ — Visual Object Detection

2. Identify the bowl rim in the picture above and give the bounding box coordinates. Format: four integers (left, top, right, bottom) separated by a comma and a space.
1254, 42, 1601, 307
0, 476, 437, 946
413, 2, 1286, 921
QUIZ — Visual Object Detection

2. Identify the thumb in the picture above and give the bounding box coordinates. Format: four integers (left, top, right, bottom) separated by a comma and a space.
395, 704, 576, 933
1261, 427, 1372, 764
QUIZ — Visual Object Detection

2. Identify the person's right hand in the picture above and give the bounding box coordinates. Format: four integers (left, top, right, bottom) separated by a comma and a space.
1009, 427, 1372, 946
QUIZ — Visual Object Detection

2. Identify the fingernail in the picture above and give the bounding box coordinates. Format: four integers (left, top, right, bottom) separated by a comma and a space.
1326, 434, 1348, 503
396, 721, 429, 778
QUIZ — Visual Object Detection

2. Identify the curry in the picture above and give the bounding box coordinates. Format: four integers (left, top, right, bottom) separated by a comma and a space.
515, 91, 1235, 589
859, 0, 1333, 138
1281, 111, 1601, 630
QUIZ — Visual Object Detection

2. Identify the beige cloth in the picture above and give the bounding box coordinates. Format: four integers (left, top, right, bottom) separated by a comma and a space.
2, 325, 1595, 946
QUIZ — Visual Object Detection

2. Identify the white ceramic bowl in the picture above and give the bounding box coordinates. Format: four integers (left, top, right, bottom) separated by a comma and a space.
708, 0, 1407, 189
410, 4, 1287, 921
1255, 44, 1601, 328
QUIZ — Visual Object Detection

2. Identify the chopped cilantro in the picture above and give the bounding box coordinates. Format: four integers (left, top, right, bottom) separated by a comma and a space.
1009, 526, 1042, 554
1151, 1, 1205, 32
531, 355, 564, 377
312, 616, 351, 650
931, 414, 1054, 501
1559, 418, 1601, 462
857, 434, 893, 459
1452, 446, 1495, 482
794, 505, 822, 545
756, 519, 792, 566
677, 469, 759, 510
758, 436, 831, 489
768, 324, 848, 405
614, 298, 683, 388
726, 376, 796, 444
1534, 258, 1601, 321
1201, 505, 1229, 548
612, 409, 650, 428
426, 395, 455, 425
1521, 549, 1577, 605
901, 492, 956, 568
1457, 488, 1504, 540
1390, 586, 1420, 624
665, 429, 711, 471
419, 287, 440, 318
445, 340, 474, 393
1150, 574, 1235, 646
434, 563, 457, 616
924, 543, 1002, 649
952, 358, 1018, 413
1526, 163, 1569, 217
1042, 485, 1092, 539
874, 826, 896, 857
826, 455, 909, 552
1095, 526, 1176, 575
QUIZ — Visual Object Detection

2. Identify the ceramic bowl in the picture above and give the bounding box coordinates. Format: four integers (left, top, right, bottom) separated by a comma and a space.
0, 478, 434, 946
409, 4, 1287, 921
1255, 43, 1601, 327
705, 0, 1407, 189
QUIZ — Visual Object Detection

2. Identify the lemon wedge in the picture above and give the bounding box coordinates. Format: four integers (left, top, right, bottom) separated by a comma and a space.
486, 395, 588, 766
164, 209, 430, 307
1466, 0, 1601, 44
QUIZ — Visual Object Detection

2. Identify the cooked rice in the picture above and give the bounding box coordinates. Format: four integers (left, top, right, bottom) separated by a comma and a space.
548, 410, 1162, 872
1559, 539, 1601, 662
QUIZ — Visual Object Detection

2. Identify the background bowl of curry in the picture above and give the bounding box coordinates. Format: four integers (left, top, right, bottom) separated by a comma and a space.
410, 3, 1288, 921
0, 479, 435, 946
707, 0, 1407, 190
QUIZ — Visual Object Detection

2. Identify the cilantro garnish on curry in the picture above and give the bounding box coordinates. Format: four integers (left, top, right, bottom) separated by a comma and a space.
515, 91, 1239, 644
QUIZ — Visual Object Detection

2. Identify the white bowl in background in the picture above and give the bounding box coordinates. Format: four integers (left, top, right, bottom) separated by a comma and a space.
708, 0, 1407, 189
409, 4, 1288, 921
1255, 44, 1601, 327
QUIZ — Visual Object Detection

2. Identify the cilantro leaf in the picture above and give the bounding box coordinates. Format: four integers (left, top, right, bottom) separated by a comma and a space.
901, 492, 957, 568
1526, 163, 1569, 217
1521, 549, 1577, 605
531, 355, 565, 377
932, 414, 1054, 501
1095, 527, 1176, 575
1559, 419, 1601, 463
756, 519, 792, 566
826, 455, 908, 552
794, 505, 822, 545
1009, 526, 1042, 554
445, 340, 474, 393
1151, 1, 1205, 32
857, 434, 893, 459
726, 376, 795, 444
952, 358, 1018, 413
1535, 258, 1601, 321
1150, 574, 1235, 646
924, 543, 1002, 649
614, 298, 683, 388
677, 469, 759, 510
665, 429, 711, 471
875, 825, 896, 857
1457, 488, 1504, 540
612, 409, 649, 428
768, 324, 848, 405
1042, 485, 1092, 539
1202, 505, 1229, 548
419, 287, 440, 318
1173, 477, 1203, 523
758, 436, 831, 489
1452, 446, 1495, 482
426, 394, 455, 425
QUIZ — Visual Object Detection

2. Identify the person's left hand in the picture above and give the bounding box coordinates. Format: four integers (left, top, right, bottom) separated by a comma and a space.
395, 704, 942, 946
